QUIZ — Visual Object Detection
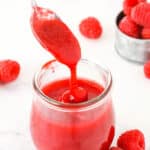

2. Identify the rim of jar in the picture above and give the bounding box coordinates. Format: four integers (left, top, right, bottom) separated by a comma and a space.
33, 59, 112, 110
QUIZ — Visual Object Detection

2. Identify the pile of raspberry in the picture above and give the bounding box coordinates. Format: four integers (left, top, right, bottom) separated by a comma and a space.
119, 0, 150, 39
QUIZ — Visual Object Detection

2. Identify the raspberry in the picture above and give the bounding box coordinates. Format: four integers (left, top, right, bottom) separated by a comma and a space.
0, 60, 20, 83
131, 3, 150, 28
123, 0, 146, 16
72, 86, 88, 102
117, 129, 145, 150
59, 90, 72, 103
79, 17, 102, 39
144, 61, 150, 78
59, 87, 88, 103
119, 16, 140, 38
110, 147, 123, 150
141, 28, 150, 39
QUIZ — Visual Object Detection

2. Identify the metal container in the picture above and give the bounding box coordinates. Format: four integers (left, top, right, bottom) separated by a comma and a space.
115, 11, 150, 64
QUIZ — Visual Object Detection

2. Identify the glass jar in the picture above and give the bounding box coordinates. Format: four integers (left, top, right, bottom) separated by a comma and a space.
30, 59, 115, 150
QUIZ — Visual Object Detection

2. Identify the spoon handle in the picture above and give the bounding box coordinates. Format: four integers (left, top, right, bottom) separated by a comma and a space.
31, 0, 37, 8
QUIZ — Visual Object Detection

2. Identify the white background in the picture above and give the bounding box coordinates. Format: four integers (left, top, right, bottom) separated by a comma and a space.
0, 0, 150, 149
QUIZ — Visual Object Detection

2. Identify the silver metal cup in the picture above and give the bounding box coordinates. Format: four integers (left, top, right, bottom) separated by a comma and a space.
115, 11, 150, 64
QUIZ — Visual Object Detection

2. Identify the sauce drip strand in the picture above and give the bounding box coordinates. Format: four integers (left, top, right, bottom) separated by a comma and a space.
31, 6, 88, 102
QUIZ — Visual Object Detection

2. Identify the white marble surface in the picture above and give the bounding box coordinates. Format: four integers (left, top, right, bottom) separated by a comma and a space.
0, 0, 150, 149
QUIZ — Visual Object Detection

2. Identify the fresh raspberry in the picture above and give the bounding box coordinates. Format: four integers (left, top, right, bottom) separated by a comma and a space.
123, 0, 146, 16
79, 17, 102, 39
119, 16, 140, 38
117, 129, 145, 150
131, 3, 150, 28
144, 61, 150, 78
110, 147, 123, 150
0, 60, 20, 83
141, 28, 150, 39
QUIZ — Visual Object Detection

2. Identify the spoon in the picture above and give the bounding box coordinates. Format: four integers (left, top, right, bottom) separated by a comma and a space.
31, 0, 37, 8
31, 0, 59, 19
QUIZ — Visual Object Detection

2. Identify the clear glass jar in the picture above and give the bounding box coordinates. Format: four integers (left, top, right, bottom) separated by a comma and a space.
30, 59, 115, 150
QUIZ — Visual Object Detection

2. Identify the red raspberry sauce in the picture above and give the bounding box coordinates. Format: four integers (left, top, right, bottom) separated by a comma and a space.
30, 6, 84, 101
30, 79, 115, 150
30, 7, 115, 150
